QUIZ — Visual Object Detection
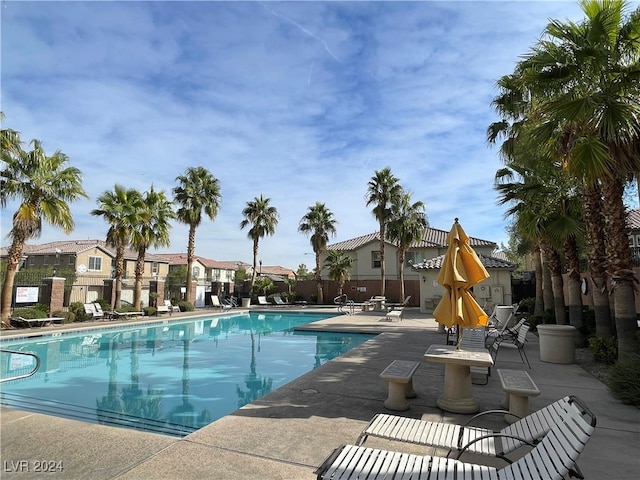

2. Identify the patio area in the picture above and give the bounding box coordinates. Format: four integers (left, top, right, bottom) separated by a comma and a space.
1, 307, 639, 479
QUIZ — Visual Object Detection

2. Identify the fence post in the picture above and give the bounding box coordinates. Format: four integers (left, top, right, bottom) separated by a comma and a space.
40, 277, 65, 315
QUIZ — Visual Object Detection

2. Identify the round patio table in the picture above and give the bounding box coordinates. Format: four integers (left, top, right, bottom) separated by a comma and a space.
424, 344, 494, 413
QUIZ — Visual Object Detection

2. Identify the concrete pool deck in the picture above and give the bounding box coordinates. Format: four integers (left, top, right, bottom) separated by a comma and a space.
1, 307, 639, 479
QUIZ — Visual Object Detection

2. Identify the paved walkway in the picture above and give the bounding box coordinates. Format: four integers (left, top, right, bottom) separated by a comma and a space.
1, 308, 639, 479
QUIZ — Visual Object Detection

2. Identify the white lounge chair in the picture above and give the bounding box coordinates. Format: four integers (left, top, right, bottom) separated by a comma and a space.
318, 396, 596, 480
84, 303, 103, 320
211, 295, 231, 310
257, 296, 269, 306
273, 295, 289, 306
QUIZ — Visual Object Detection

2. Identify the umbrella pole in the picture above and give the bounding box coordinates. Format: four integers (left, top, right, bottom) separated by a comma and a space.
456, 327, 464, 350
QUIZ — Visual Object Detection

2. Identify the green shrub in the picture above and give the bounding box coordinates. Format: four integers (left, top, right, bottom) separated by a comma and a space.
52, 310, 74, 324
143, 306, 156, 316
176, 300, 193, 312
608, 354, 640, 407
11, 307, 46, 319
69, 302, 92, 322
33, 303, 50, 314
588, 336, 618, 365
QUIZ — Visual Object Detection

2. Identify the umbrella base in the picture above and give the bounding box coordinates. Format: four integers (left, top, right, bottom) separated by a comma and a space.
437, 396, 479, 414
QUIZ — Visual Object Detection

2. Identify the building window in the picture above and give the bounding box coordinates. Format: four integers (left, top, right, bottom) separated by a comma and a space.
405, 251, 423, 267
192, 266, 200, 278
152, 262, 158, 276
88, 256, 102, 271
68, 256, 75, 266
43, 255, 50, 266
371, 251, 381, 269
629, 236, 636, 247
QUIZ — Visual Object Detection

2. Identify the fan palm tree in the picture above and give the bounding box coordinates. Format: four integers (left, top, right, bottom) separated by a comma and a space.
365, 167, 402, 296
324, 250, 354, 296
240, 195, 279, 287
298, 202, 337, 305
514, 0, 640, 359
130, 185, 175, 310
91, 185, 145, 309
386, 191, 428, 303
1, 135, 87, 326
173, 167, 221, 303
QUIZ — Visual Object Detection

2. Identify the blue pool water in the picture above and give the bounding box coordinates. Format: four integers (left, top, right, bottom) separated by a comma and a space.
0, 312, 373, 436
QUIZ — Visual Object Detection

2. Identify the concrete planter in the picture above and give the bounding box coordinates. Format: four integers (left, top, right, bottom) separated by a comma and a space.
241, 297, 251, 308
537, 325, 576, 364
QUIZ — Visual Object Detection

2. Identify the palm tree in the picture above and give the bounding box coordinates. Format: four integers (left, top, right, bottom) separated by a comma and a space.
324, 250, 354, 296
386, 191, 427, 303
91, 185, 145, 310
240, 195, 279, 287
514, 0, 640, 359
173, 167, 221, 304
365, 167, 402, 296
130, 185, 175, 310
298, 202, 337, 304
1, 136, 87, 326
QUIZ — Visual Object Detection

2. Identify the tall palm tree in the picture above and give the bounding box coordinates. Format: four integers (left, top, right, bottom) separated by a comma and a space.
173, 167, 221, 303
324, 250, 354, 296
298, 202, 337, 305
515, 0, 640, 359
1, 136, 87, 326
240, 195, 279, 287
386, 191, 428, 303
365, 167, 402, 296
91, 185, 145, 309
130, 185, 175, 310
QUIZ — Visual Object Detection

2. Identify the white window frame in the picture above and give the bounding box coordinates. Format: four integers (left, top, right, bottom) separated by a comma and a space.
88, 256, 102, 272
371, 251, 381, 269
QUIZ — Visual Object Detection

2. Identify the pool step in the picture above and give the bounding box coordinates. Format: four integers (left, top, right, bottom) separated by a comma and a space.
0, 391, 198, 437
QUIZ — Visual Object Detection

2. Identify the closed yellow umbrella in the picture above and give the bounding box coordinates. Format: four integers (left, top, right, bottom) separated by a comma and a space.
433, 219, 489, 347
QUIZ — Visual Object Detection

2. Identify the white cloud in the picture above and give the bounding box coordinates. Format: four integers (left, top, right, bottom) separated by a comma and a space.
2, 0, 606, 268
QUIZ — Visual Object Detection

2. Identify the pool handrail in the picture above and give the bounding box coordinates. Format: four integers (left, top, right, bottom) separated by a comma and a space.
1, 348, 41, 383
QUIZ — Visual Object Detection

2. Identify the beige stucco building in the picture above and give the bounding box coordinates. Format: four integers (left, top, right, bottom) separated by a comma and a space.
323, 227, 516, 313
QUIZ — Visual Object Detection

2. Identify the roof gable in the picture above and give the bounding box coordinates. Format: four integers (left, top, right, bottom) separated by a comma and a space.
328, 228, 497, 251
411, 253, 516, 271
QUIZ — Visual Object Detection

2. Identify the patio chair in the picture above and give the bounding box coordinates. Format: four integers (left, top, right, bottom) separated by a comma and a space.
356, 395, 589, 463
164, 300, 180, 312
386, 295, 411, 310
273, 295, 289, 306
459, 327, 492, 384
257, 296, 269, 306
93, 303, 107, 317
84, 303, 103, 320
490, 321, 531, 368
211, 295, 231, 310
319, 396, 596, 480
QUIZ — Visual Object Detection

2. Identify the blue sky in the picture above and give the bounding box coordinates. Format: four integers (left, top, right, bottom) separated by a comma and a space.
3, 0, 627, 270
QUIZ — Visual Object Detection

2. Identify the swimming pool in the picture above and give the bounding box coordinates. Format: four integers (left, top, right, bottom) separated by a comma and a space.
0, 312, 373, 437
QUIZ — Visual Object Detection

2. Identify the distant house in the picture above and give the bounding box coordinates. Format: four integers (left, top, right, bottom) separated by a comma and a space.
0, 239, 170, 307
323, 227, 516, 312
154, 253, 242, 306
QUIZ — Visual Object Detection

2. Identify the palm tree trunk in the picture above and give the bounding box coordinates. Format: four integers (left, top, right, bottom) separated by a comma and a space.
0, 233, 26, 326
398, 249, 406, 302
379, 225, 386, 296
251, 239, 259, 287
541, 238, 566, 324
564, 235, 585, 345
185, 225, 196, 303
583, 181, 613, 337
315, 252, 323, 304
601, 176, 637, 361
533, 247, 544, 315
540, 244, 554, 312
133, 247, 145, 311
114, 245, 125, 309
